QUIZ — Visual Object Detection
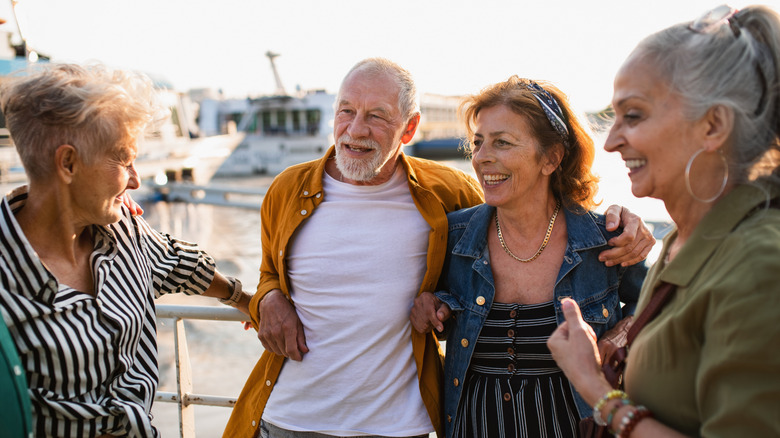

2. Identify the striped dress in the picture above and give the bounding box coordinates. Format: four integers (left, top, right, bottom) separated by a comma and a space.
0, 186, 216, 437
452, 301, 579, 438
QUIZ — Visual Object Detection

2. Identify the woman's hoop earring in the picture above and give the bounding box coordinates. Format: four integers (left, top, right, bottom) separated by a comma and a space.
685, 148, 729, 203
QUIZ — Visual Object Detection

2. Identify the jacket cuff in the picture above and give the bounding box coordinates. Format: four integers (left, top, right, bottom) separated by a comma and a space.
434, 291, 463, 312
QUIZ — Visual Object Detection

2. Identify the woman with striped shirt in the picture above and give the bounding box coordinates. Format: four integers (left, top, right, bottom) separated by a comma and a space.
0, 64, 252, 437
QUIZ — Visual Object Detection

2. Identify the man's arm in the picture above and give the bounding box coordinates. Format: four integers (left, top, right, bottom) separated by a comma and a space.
599, 205, 655, 267
248, 175, 308, 361
254, 290, 308, 361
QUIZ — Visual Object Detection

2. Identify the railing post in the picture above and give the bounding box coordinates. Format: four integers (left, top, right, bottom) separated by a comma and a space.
173, 318, 195, 438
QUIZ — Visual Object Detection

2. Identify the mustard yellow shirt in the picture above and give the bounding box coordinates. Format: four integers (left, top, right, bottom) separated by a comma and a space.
224, 147, 483, 437
625, 184, 780, 437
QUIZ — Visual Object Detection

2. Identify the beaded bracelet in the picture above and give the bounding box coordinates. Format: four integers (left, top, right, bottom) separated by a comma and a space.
617, 405, 653, 437
593, 390, 629, 426
607, 398, 633, 434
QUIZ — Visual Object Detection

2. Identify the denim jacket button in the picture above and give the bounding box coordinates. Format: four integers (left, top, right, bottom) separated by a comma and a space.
460, 338, 469, 348
476, 296, 485, 305
602, 307, 610, 318
453, 378, 459, 387
447, 415, 452, 422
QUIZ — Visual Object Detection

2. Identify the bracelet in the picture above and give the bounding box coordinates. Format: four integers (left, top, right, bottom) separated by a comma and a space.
617, 405, 653, 438
607, 398, 633, 434
218, 277, 243, 307
593, 390, 629, 426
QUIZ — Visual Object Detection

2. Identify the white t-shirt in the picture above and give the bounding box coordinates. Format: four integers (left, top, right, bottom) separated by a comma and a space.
262, 166, 433, 436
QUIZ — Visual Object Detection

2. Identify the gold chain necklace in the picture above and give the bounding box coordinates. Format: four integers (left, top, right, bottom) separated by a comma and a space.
495, 201, 561, 263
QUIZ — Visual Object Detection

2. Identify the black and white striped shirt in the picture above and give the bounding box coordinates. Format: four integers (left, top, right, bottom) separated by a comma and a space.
0, 186, 216, 437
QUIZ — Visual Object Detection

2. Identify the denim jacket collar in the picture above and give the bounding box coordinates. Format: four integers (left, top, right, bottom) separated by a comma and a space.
452, 203, 607, 260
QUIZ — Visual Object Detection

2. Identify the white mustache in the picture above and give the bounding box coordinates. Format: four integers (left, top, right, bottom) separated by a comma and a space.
337, 134, 380, 150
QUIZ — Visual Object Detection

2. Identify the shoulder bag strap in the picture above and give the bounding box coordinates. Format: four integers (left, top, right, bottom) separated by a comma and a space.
626, 281, 677, 346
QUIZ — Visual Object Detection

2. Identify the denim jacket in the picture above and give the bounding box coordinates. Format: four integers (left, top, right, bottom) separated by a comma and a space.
435, 203, 646, 437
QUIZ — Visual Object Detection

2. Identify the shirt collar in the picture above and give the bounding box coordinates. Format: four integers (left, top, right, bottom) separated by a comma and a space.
1, 186, 58, 304
453, 203, 605, 257
0, 185, 120, 305
661, 184, 777, 286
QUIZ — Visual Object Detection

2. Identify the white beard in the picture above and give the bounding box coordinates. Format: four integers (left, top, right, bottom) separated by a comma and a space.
334, 134, 386, 182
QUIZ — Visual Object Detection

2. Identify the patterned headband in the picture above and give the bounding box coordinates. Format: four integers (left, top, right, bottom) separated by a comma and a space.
526, 81, 570, 149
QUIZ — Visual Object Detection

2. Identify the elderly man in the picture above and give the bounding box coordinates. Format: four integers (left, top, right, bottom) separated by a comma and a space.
225, 58, 652, 437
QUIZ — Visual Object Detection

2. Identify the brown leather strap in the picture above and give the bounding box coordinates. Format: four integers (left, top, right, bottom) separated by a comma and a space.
626, 282, 677, 346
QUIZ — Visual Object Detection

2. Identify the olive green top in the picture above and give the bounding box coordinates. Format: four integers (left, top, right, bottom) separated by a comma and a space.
625, 184, 780, 437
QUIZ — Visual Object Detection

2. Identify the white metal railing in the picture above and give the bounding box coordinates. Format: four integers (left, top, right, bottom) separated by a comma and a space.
154, 304, 250, 438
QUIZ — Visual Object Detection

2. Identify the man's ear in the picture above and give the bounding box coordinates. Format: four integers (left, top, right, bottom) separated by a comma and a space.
54, 144, 79, 183
701, 104, 734, 152
400, 113, 421, 144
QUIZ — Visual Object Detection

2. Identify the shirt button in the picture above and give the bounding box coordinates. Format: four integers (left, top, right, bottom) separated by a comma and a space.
507, 347, 514, 355
509, 310, 517, 318
453, 378, 459, 387
460, 338, 469, 348
503, 392, 511, 401
300, 209, 307, 215
265, 380, 272, 386
278, 250, 283, 257
303, 191, 309, 196
507, 329, 515, 338
316, 192, 321, 198
603, 307, 609, 318
476, 296, 485, 305
13, 365, 21, 376
252, 420, 257, 427
508, 363, 515, 372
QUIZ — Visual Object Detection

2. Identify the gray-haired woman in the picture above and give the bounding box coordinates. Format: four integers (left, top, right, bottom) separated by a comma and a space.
0, 64, 252, 437
549, 4, 780, 437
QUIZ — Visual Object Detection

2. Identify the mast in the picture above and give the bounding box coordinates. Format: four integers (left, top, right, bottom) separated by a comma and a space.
265, 51, 287, 96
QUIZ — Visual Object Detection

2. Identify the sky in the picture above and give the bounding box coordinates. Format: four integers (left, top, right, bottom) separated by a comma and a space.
3, 0, 779, 112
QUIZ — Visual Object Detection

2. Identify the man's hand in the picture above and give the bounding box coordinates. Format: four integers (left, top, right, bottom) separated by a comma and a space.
599, 205, 655, 267
596, 315, 633, 365
122, 192, 144, 216
410, 292, 452, 333
256, 290, 309, 361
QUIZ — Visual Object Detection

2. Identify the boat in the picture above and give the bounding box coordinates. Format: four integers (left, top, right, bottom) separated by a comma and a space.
204, 52, 335, 177
0, 2, 243, 190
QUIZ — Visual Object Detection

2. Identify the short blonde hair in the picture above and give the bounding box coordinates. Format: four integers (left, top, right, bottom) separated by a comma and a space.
0, 63, 167, 181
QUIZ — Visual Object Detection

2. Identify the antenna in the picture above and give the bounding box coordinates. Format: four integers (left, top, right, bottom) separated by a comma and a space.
265, 51, 287, 96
